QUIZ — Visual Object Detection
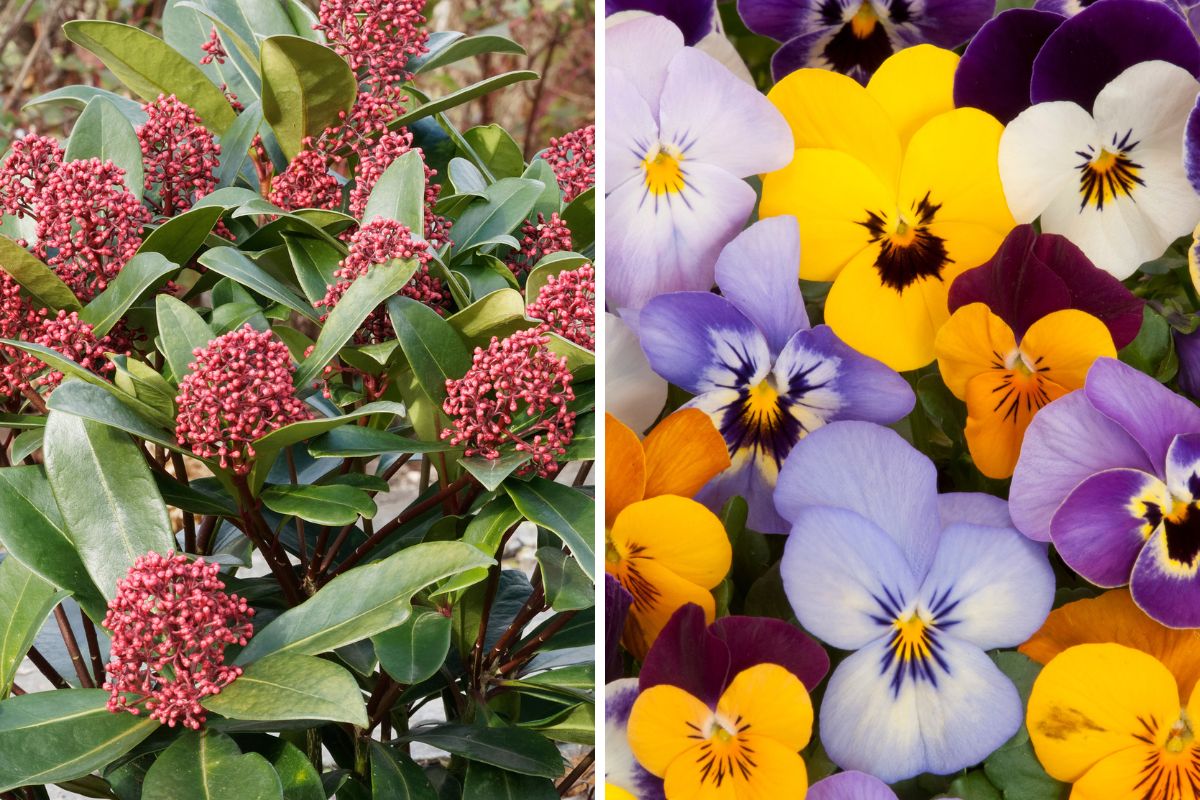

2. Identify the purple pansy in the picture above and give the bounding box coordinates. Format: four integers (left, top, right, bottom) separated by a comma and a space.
953, 9, 1065, 124
1175, 316, 1200, 401
948, 224, 1144, 349
606, 15, 792, 311
1011, 357, 1200, 628
638, 217, 914, 533
809, 770, 961, 800
737, 0, 992, 84
605, 679, 666, 800
605, 0, 715, 44
778, 422, 1055, 782
605, 575, 633, 680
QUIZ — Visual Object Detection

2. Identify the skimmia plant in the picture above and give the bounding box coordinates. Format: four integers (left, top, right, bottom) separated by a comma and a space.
0, 0, 596, 797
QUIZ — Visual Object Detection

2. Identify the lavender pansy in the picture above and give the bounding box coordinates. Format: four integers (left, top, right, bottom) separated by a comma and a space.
605, 0, 714, 44
1012, 357, 1200, 628
606, 15, 792, 311
638, 217, 914, 533
778, 422, 1055, 782
809, 770, 961, 800
736, 0, 992, 84
605, 679, 667, 800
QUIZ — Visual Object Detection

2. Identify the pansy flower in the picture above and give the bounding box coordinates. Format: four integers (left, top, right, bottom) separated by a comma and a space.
760, 46, 1015, 371
809, 771, 955, 800
607, 679, 666, 800
605, 411, 733, 659
605, 0, 714, 45
736, 0, 991, 84
956, 0, 1200, 124
1000, 60, 1200, 280
606, 15, 792, 311
639, 217, 914, 532
1027, 643, 1200, 798
934, 225, 1141, 479
1010, 357, 1200, 628
778, 421, 1055, 781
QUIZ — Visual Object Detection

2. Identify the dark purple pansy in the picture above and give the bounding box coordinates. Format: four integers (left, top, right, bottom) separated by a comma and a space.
736, 0, 992, 83
605, 574, 632, 679
638, 603, 829, 706
948, 225, 1144, 349
954, 9, 1064, 124
1176, 315, 1200, 400
604, 0, 715, 44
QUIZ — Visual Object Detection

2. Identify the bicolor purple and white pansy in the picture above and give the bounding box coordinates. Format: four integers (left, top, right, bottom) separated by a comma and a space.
778, 422, 1055, 782
1011, 357, 1200, 628
606, 678, 666, 800
637, 217, 914, 533
606, 15, 792, 311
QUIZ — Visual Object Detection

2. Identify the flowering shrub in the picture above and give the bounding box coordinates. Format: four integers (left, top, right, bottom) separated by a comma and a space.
605, 2, 1200, 799
0, 0, 595, 796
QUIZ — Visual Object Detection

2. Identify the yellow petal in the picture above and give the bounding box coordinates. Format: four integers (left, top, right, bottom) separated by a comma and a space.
662, 734, 808, 800
606, 412, 647, 525
934, 303, 1018, 399
628, 684, 714, 777
760, 148, 891, 283
716, 663, 813, 752
767, 68, 901, 191
609, 495, 731, 588
1028, 643, 1180, 783
1070, 745, 1179, 800
963, 367, 1069, 480
930, 220, 1010, 289
643, 408, 731, 501
617, 555, 719, 660
605, 785, 638, 800
1020, 588, 1200, 701
866, 45, 959, 151
1019, 309, 1117, 390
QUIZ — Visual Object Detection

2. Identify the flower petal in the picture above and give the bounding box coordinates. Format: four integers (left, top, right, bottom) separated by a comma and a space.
627, 683, 715, 777
963, 366, 1069, 480
693, 447, 786, 533
865, 44, 958, 149
1130, 526, 1200, 627
607, 15, 686, 114
808, 770, 899, 800
799, 326, 916, 425
663, 735, 807, 800
618, 555, 720, 660
735, 0, 815, 45
999, 99, 1097, 224
714, 615, 829, 694
607, 66, 660, 186
896, 0, 994, 49
1023, 308, 1117, 389
606, 575, 634, 680
717, 662, 813, 752
606, 678, 667, 800
938, 492, 1013, 529
606, 412, 647, 524
611, 495, 731, 589
1084, 357, 1200, 471
638, 603, 731, 707
605, 0, 715, 44
954, 8, 1065, 124
643, 408, 732, 500
714, 216, 810, 354
934, 303, 1018, 400
605, 312, 668, 435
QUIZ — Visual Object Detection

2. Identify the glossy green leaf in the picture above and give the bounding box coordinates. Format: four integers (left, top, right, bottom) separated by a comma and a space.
156, 293, 216, 383
198, 247, 318, 320
403, 724, 563, 778
307, 426, 452, 458
216, 102, 265, 188
388, 295, 471, 405
447, 288, 526, 349
163, 0, 257, 103
522, 158, 561, 218
463, 125, 524, 180
505, 478, 595, 581
237, 541, 493, 664
0, 558, 67, 698
142, 730, 284, 800
8, 429, 41, 463
62, 21, 236, 134
0, 234, 80, 311
463, 762, 556, 800
524, 252, 590, 305
44, 411, 176, 600
561, 187, 594, 254
373, 609, 452, 685
412, 33, 526, 74
460, 453, 532, 492
80, 253, 178, 336
24, 86, 147, 125
370, 743, 436, 800
518, 701, 594, 745
247, 738, 325, 800
261, 483, 377, 526
139, 206, 226, 266
0, 689, 159, 792
260, 35, 357, 160
65, 96, 144, 196
561, 412, 594, 460
449, 178, 543, 254
448, 157, 487, 195
46, 380, 180, 456
391, 72, 537, 129
283, 233, 343, 306
535, 547, 592, 611
362, 150, 426, 232
203, 653, 368, 727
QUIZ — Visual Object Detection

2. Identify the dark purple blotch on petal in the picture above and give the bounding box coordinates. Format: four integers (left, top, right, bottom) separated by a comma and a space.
605, 575, 633, 679
1184, 97, 1200, 195
1031, 0, 1200, 110
948, 224, 1143, 348
606, 0, 716, 44
954, 9, 1064, 124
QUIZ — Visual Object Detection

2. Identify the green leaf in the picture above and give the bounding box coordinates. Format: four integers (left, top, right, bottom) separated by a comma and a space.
43, 411, 176, 600
447, 289, 526, 349
561, 412, 594, 460
462, 762, 556, 800
460, 453, 532, 492
46, 379, 180, 456
463, 125, 524, 180
198, 247, 319, 321
0, 689, 159, 792
163, 0, 257, 104
0, 234, 80, 311
362, 150, 426, 232
412, 34, 525, 74
0, 466, 107, 621
388, 295, 472, 405
249, 738, 325, 800
142, 730, 284, 800
260, 35, 357, 160
560, 187, 594, 255
535, 547, 593, 611
283, 233, 344, 306
156, 294, 215, 383
391, 72, 538, 129
448, 157, 487, 195
8, 429, 41, 463
524, 252, 590, 306
505, 479, 595, 580
517, 701, 594, 745
65, 96, 144, 196
236, 541, 493, 663
202, 653, 368, 727
948, 770, 1004, 800
138, 205, 226, 266
62, 21, 237, 134
307, 426, 452, 457
449, 178, 543, 255
0, 558, 67, 698
294, 259, 420, 390
372, 609, 452, 684
1120, 305, 1177, 383
370, 743, 436, 800
80, 253, 178, 336
217, 102, 265, 188
403, 724, 563, 778
522, 158, 561, 217
261, 484, 377, 526
24, 86, 146, 125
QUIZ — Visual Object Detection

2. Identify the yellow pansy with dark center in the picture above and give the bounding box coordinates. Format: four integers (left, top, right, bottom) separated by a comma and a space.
1077, 130, 1144, 211
860, 192, 952, 290
642, 143, 685, 196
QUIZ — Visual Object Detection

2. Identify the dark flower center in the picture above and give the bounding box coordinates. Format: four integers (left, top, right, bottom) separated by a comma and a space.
859, 192, 953, 291
1163, 502, 1200, 568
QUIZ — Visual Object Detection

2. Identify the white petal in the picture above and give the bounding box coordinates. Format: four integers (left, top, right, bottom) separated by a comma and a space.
605, 15, 685, 116
604, 312, 668, 435
999, 100, 1097, 222
1092, 60, 1200, 156
605, 679, 663, 798
1040, 188, 1179, 279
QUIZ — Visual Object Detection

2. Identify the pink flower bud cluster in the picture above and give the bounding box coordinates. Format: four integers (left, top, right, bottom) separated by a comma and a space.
0, 274, 45, 399
0, 132, 63, 218
103, 552, 253, 730
268, 147, 344, 212
199, 26, 227, 64
138, 95, 221, 215
175, 325, 313, 473
349, 130, 449, 246
315, 0, 430, 87
441, 327, 576, 477
505, 212, 574, 278
526, 265, 595, 350
540, 125, 595, 203
317, 217, 442, 344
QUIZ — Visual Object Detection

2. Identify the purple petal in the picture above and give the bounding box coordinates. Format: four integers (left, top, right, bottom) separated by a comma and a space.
808, 771, 898, 800
714, 614, 829, 692
1010, 389, 1154, 541
1165, 433, 1200, 499
1030, 0, 1200, 110
770, 29, 841, 83
605, 679, 667, 800
801, 326, 915, 424
639, 292, 769, 394
714, 216, 810, 354
1175, 320, 1200, 400
1185, 94, 1200, 195
895, 0, 995, 49
605, 0, 716, 45
1131, 527, 1200, 627
605, 575, 633, 680
938, 492, 1013, 529
637, 603, 729, 706
1085, 357, 1200, 472
776, 421, 942, 578
1051, 468, 1162, 586
954, 9, 1064, 124
694, 453, 787, 533
736, 0, 820, 45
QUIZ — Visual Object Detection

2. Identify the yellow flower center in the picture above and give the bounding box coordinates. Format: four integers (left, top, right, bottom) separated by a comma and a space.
1166, 712, 1194, 754
890, 614, 933, 664
697, 715, 755, 786
850, 2, 879, 38
1077, 134, 1144, 211
642, 144, 685, 196
744, 379, 781, 422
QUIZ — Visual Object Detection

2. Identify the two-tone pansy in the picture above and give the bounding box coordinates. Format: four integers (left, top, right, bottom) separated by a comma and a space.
605, 411, 732, 659
1028, 643, 1200, 799
933, 225, 1141, 478
606, 15, 792, 311
999, 59, 1200, 280
778, 421, 1055, 781
1011, 357, 1200, 628
736, 0, 991, 84
760, 45, 1015, 371
639, 217, 914, 532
